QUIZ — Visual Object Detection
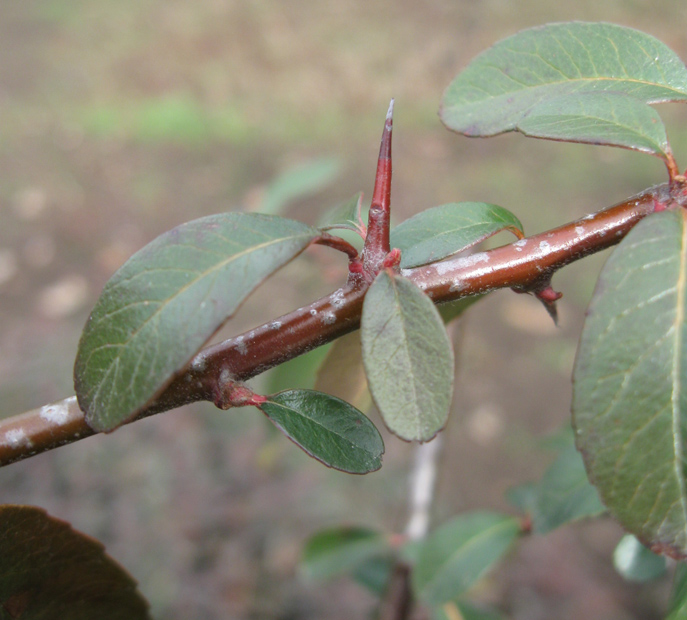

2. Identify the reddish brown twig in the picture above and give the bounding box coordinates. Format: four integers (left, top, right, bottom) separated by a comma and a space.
1, 181, 683, 467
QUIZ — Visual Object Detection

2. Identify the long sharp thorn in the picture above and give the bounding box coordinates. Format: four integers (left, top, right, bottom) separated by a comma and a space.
371, 98, 394, 215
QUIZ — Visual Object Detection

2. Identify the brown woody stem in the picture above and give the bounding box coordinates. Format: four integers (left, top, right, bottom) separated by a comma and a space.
1, 181, 686, 468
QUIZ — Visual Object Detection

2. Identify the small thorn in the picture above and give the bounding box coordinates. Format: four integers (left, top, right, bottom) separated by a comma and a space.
386, 98, 395, 123
382, 248, 402, 269
535, 286, 562, 326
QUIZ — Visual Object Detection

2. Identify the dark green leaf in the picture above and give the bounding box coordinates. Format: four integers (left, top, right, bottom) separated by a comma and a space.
361, 271, 454, 441
259, 389, 384, 473
412, 512, 520, 605
259, 157, 341, 215
667, 562, 687, 620
301, 527, 389, 582
390, 203, 523, 269
441, 22, 687, 137
318, 192, 365, 232
527, 439, 605, 533
573, 209, 687, 558
0, 505, 150, 620
75, 213, 317, 431
518, 92, 671, 158
613, 534, 666, 582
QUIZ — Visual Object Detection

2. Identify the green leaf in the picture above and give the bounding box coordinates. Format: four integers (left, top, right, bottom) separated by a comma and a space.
519, 438, 606, 533
667, 562, 687, 620
259, 389, 384, 473
361, 271, 454, 441
412, 512, 520, 605
518, 92, 671, 159
75, 213, 318, 431
573, 209, 687, 558
613, 534, 666, 582
438, 294, 485, 325
0, 505, 150, 620
259, 157, 341, 215
301, 527, 389, 582
352, 555, 394, 596
318, 192, 365, 232
390, 203, 523, 269
441, 22, 687, 137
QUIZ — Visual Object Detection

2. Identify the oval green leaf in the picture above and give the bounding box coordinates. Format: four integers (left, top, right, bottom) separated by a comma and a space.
0, 505, 150, 619
75, 213, 318, 431
573, 209, 687, 558
301, 526, 389, 582
361, 271, 454, 442
259, 389, 384, 474
518, 92, 671, 158
613, 534, 667, 582
511, 436, 605, 534
412, 511, 520, 605
390, 203, 523, 269
441, 22, 687, 137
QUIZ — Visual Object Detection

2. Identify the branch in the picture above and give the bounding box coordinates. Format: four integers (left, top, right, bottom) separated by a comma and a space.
1, 181, 685, 467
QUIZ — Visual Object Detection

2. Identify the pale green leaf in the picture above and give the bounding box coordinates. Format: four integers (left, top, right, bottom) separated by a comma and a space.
573, 209, 687, 558
441, 22, 687, 137
518, 92, 670, 158
259, 157, 341, 215
413, 512, 520, 605
318, 192, 365, 232
75, 213, 317, 431
390, 203, 523, 269
301, 527, 388, 581
613, 534, 666, 582
361, 271, 454, 441
259, 389, 384, 473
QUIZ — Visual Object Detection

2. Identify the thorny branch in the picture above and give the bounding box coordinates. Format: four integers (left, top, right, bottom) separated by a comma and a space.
1, 92, 687, 470
1, 180, 684, 467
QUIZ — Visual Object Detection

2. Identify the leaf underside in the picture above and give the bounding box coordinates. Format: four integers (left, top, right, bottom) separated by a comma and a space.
573, 209, 687, 558
441, 22, 687, 137
390, 202, 523, 269
361, 271, 454, 442
74, 212, 317, 432
260, 389, 384, 474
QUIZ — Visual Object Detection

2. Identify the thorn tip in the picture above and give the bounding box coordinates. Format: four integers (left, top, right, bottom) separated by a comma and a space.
386, 99, 395, 122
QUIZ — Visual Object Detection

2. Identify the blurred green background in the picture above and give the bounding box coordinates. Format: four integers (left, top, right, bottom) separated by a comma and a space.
1, 1, 686, 618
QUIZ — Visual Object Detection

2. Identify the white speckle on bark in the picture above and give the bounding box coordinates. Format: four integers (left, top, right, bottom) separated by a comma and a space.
269, 321, 282, 331
449, 280, 466, 293
539, 241, 551, 251
191, 356, 207, 372
321, 311, 336, 325
309, 308, 318, 316
235, 336, 248, 355
4, 428, 32, 448
514, 239, 527, 247
330, 288, 346, 308
575, 226, 584, 237
39, 396, 76, 425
